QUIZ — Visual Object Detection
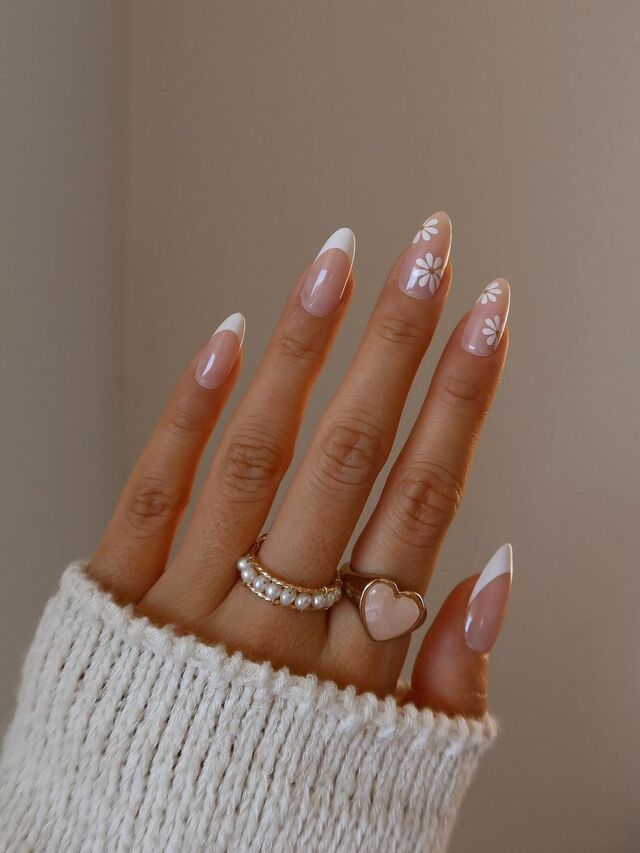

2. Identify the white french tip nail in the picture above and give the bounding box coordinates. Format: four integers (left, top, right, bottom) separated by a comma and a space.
315, 227, 356, 268
468, 543, 513, 604
213, 312, 246, 347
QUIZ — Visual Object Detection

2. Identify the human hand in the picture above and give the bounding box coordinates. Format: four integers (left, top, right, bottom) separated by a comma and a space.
89, 212, 512, 719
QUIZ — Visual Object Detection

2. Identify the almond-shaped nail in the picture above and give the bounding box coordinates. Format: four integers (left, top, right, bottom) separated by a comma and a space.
300, 227, 355, 317
462, 278, 510, 356
398, 211, 452, 299
195, 312, 245, 389
464, 543, 513, 653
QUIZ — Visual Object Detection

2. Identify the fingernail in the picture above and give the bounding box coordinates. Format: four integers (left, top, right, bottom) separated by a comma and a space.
300, 227, 355, 317
462, 278, 510, 356
398, 210, 452, 299
195, 312, 245, 389
464, 543, 513, 653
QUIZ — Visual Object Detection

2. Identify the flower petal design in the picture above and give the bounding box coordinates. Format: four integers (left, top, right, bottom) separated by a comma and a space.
413, 252, 444, 294
481, 314, 502, 348
477, 281, 502, 305
414, 217, 440, 242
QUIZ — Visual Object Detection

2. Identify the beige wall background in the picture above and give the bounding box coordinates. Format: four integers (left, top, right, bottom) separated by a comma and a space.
2, 2, 640, 850
0, 1, 125, 726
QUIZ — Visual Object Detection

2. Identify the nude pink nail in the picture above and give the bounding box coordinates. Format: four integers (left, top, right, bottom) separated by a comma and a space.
464, 544, 513, 653
195, 312, 245, 389
398, 211, 452, 299
462, 278, 510, 356
300, 227, 355, 317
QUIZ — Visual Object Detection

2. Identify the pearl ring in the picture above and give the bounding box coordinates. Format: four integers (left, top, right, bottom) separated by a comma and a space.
236, 535, 342, 611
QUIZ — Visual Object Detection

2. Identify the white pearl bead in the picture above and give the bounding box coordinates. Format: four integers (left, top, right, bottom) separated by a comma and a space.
236, 556, 252, 573
279, 588, 296, 606
240, 565, 257, 583
294, 593, 310, 611
253, 576, 266, 592
326, 590, 335, 606
333, 587, 341, 602
265, 582, 282, 601
311, 593, 325, 609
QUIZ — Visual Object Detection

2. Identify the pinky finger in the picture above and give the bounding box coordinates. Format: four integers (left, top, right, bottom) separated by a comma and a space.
406, 544, 513, 718
89, 313, 245, 603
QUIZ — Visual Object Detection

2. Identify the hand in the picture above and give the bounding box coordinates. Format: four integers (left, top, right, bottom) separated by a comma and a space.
89, 213, 511, 719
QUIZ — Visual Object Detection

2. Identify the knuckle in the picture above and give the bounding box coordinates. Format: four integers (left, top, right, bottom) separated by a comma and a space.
276, 329, 323, 366
314, 415, 387, 492
219, 427, 289, 500
125, 476, 188, 534
439, 371, 495, 415
375, 311, 426, 350
392, 463, 463, 546
165, 402, 207, 438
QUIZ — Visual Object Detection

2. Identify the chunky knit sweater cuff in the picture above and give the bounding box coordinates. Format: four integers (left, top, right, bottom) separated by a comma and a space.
0, 563, 497, 852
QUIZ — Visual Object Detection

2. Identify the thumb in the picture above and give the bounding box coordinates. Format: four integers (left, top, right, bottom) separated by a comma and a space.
406, 544, 513, 719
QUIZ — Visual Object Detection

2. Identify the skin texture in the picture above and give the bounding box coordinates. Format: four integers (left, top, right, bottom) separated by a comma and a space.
89, 214, 509, 718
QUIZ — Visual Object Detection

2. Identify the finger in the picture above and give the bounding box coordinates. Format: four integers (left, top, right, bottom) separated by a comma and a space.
328, 280, 509, 691
407, 543, 513, 718
144, 228, 356, 620
258, 212, 453, 591
89, 313, 245, 602
350, 279, 510, 596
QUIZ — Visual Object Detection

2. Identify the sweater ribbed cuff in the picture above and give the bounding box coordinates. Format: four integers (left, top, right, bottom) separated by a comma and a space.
0, 563, 497, 853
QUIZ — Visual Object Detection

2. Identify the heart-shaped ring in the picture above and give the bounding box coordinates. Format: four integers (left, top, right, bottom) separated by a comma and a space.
339, 564, 427, 642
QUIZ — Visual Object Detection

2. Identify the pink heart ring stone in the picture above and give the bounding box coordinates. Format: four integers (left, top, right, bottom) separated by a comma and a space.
339, 565, 426, 642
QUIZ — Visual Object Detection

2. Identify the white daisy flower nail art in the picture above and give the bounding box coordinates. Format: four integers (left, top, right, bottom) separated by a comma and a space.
477, 281, 502, 304
414, 253, 443, 294
462, 278, 510, 356
412, 217, 439, 244
482, 315, 502, 348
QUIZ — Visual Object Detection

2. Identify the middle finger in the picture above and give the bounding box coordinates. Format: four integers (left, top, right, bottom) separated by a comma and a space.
257, 211, 453, 590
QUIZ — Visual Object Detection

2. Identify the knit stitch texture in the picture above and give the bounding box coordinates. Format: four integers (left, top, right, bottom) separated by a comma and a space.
0, 563, 497, 852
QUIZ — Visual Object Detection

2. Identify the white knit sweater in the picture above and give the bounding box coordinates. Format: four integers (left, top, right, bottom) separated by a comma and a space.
0, 563, 497, 852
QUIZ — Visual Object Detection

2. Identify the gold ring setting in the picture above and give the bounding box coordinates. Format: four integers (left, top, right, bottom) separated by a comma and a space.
236, 536, 342, 611
339, 564, 427, 642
